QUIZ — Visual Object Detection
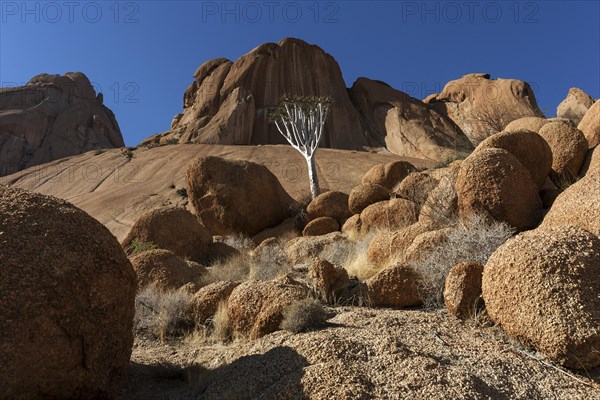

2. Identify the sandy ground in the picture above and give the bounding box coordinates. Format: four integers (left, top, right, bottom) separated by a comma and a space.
118, 307, 600, 400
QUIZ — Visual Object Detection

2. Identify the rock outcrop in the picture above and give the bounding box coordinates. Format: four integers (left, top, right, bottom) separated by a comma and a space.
427, 73, 544, 144
0, 187, 135, 399
350, 78, 473, 162
556, 88, 595, 126
145, 38, 371, 149
142, 39, 475, 162
0, 72, 124, 176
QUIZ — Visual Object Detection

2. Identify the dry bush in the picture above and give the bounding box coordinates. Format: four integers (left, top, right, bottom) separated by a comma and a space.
202, 253, 252, 284
202, 237, 293, 284
134, 284, 195, 340
249, 240, 292, 281
406, 214, 515, 308
280, 298, 328, 333
341, 231, 380, 281
220, 234, 255, 252
188, 300, 232, 345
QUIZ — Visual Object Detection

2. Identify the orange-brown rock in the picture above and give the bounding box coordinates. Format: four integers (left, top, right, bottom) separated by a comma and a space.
129, 249, 206, 291
361, 160, 418, 191
341, 214, 362, 236
359, 199, 419, 233
309, 259, 351, 303
303, 217, 340, 237
227, 275, 311, 339
0, 186, 135, 399
367, 223, 429, 267
504, 116, 549, 133
541, 169, 600, 236
577, 100, 600, 149
557, 88, 595, 127
456, 148, 542, 231
404, 228, 452, 263
366, 264, 423, 308
482, 226, 600, 370
428, 73, 544, 144
443, 262, 484, 320
538, 121, 588, 181
350, 77, 473, 162
149, 38, 372, 149
579, 146, 599, 177
5, 143, 433, 243
419, 163, 462, 229
122, 206, 212, 262
0, 72, 124, 177
186, 156, 296, 236
285, 232, 351, 266
348, 183, 390, 214
306, 191, 352, 224
475, 129, 552, 188
190, 281, 240, 325
395, 171, 439, 209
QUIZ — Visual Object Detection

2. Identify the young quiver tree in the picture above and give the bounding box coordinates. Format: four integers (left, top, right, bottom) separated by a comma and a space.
269, 95, 334, 199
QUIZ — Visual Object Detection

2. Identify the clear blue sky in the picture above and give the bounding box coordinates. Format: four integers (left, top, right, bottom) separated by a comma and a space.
1, 1, 599, 146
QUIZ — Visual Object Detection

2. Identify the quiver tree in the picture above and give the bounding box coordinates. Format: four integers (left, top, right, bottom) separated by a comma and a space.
269, 95, 334, 199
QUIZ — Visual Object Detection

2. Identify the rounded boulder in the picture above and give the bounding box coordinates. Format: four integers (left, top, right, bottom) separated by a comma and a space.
122, 206, 212, 263
0, 187, 136, 399
456, 148, 542, 231
482, 226, 600, 370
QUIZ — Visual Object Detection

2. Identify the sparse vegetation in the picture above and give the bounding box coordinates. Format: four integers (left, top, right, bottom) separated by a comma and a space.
165, 138, 180, 145
340, 232, 380, 281
176, 187, 187, 198
202, 235, 293, 284
280, 298, 328, 333
129, 238, 159, 255
134, 284, 195, 341
405, 214, 515, 308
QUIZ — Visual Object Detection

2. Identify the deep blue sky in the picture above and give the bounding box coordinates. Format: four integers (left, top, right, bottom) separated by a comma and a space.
1, 1, 599, 146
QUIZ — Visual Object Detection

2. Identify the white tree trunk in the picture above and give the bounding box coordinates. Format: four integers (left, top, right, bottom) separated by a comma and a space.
306, 153, 320, 199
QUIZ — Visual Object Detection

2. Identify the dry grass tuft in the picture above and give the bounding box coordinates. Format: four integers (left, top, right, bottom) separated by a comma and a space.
202, 236, 293, 284
134, 284, 195, 341
280, 298, 328, 333
406, 214, 514, 308
341, 231, 381, 281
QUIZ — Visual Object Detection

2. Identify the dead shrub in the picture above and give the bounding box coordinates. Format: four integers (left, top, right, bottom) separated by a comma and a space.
134, 284, 195, 340
406, 214, 514, 308
280, 298, 328, 333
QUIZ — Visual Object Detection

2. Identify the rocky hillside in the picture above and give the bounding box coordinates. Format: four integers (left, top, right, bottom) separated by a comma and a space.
3, 143, 432, 241
0, 72, 125, 176
141, 38, 542, 162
